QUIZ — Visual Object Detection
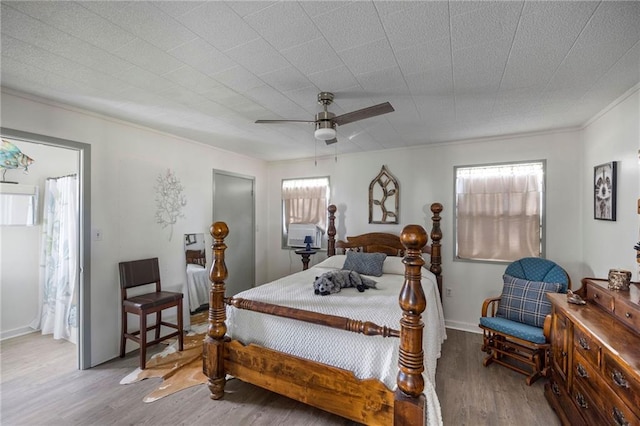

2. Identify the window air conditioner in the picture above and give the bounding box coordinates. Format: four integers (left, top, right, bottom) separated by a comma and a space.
287, 223, 323, 249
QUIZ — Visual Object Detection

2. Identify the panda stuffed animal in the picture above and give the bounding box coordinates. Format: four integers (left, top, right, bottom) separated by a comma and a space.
313, 270, 377, 295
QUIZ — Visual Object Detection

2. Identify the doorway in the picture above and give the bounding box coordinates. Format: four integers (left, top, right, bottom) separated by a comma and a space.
0, 127, 91, 369
212, 170, 255, 295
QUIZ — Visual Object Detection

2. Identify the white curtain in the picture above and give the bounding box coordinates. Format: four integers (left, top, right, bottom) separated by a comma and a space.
456, 164, 542, 262
31, 174, 78, 343
282, 178, 328, 231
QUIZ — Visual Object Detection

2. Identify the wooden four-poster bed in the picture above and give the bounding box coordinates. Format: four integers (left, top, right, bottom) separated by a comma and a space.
204, 203, 444, 425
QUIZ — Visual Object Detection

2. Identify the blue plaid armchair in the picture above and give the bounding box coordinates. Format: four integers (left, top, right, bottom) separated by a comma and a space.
479, 257, 570, 385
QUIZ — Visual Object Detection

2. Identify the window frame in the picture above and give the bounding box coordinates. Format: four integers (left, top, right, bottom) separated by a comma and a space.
281, 176, 330, 250
453, 160, 546, 264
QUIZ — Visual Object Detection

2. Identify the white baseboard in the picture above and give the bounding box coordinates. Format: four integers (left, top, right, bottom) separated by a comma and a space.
1, 326, 37, 341
444, 320, 482, 334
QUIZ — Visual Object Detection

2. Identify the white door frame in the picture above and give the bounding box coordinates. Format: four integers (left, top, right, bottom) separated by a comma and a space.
1, 127, 91, 370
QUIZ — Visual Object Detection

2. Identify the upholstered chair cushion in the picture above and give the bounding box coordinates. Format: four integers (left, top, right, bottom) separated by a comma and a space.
342, 251, 387, 277
479, 316, 547, 344
504, 257, 569, 292
496, 275, 563, 328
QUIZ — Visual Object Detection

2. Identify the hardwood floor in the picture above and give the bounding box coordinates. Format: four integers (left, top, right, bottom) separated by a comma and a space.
0, 328, 559, 425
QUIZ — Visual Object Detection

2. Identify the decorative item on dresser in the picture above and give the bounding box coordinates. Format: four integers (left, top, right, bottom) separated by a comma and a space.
545, 278, 640, 426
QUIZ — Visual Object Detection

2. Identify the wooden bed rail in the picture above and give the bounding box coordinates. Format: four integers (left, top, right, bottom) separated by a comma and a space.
226, 297, 400, 338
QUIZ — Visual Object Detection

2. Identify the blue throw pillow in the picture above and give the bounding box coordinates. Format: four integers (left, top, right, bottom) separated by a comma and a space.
342, 251, 387, 277
496, 274, 562, 328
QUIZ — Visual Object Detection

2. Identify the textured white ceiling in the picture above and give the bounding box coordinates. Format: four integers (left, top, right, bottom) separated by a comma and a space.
1, 1, 638, 161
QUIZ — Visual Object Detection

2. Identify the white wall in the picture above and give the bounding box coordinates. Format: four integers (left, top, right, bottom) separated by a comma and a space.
0, 142, 78, 339
582, 88, 640, 280
1, 90, 268, 366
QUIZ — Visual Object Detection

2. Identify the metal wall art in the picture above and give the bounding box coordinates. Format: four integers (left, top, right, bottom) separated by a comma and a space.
369, 165, 399, 224
155, 168, 187, 241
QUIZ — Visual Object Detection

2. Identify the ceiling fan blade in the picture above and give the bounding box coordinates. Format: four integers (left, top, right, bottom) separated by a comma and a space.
325, 138, 338, 145
333, 102, 394, 126
255, 119, 315, 124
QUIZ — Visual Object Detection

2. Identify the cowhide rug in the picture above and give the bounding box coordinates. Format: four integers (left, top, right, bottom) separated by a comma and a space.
120, 314, 208, 402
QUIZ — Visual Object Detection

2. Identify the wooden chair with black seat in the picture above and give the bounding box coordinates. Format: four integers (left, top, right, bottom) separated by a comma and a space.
119, 257, 184, 370
479, 257, 571, 385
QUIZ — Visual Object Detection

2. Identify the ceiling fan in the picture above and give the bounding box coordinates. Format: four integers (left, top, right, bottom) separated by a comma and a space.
255, 92, 394, 145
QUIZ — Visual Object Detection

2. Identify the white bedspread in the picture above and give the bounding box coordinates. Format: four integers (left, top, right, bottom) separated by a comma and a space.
186, 263, 209, 312
226, 255, 446, 426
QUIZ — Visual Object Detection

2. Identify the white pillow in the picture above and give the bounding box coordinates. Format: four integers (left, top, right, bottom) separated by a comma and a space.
382, 256, 405, 275
314, 254, 346, 269
382, 255, 437, 282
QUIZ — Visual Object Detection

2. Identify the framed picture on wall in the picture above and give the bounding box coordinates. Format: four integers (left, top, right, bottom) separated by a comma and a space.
594, 161, 616, 221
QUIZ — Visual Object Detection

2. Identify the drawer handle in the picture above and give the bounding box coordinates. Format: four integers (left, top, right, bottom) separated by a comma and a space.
612, 370, 630, 388
593, 293, 599, 299
578, 337, 590, 350
551, 382, 560, 396
576, 363, 588, 379
561, 351, 567, 358
612, 407, 629, 426
575, 392, 588, 409
625, 312, 632, 319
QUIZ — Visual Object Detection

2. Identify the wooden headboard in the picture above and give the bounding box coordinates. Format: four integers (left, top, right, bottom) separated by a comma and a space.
334, 232, 430, 256
325, 202, 443, 299
185, 249, 206, 267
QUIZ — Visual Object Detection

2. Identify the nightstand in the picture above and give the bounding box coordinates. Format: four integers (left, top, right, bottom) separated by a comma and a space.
294, 249, 317, 270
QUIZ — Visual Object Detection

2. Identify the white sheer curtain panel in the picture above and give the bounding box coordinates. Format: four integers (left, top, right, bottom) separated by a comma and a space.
456, 164, 543, 261
31, 174, 79, 343
282, 178, 328, 231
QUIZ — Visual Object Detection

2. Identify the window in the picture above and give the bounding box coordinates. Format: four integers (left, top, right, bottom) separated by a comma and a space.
281, 177, 330, 248
455, 161, 545, 262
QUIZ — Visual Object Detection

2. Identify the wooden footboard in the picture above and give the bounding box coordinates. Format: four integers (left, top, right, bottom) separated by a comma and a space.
204, 205, 442, 425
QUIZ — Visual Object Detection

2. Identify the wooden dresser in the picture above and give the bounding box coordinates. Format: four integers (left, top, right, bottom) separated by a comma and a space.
545, 278, 640, 426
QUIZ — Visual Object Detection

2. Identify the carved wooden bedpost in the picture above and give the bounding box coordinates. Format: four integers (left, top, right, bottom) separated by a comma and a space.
429, 203, 443, 300
203, 222, 229, 400
327, 204, 336, 257
395, 224, 428, 425
428, 203, 442, 276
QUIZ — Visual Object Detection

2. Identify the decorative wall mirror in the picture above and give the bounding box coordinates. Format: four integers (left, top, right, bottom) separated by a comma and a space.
369, 165, 399, 224
183, 233, 208, 313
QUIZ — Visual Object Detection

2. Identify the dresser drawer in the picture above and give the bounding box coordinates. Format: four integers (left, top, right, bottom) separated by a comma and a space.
573, 351, 600, 394
603, 352, 640, 419
570, 380, 606, 426
546, 371, 587, 426
598, 387, 640, 426
574, 327, 601, 369
613, 297, 640, 332
586, 283, 614, 312
574, 352, 640, 426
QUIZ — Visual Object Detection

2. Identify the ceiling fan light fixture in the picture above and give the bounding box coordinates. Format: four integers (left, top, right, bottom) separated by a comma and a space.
314, 121, 336, 140
314, 127, 336, 141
